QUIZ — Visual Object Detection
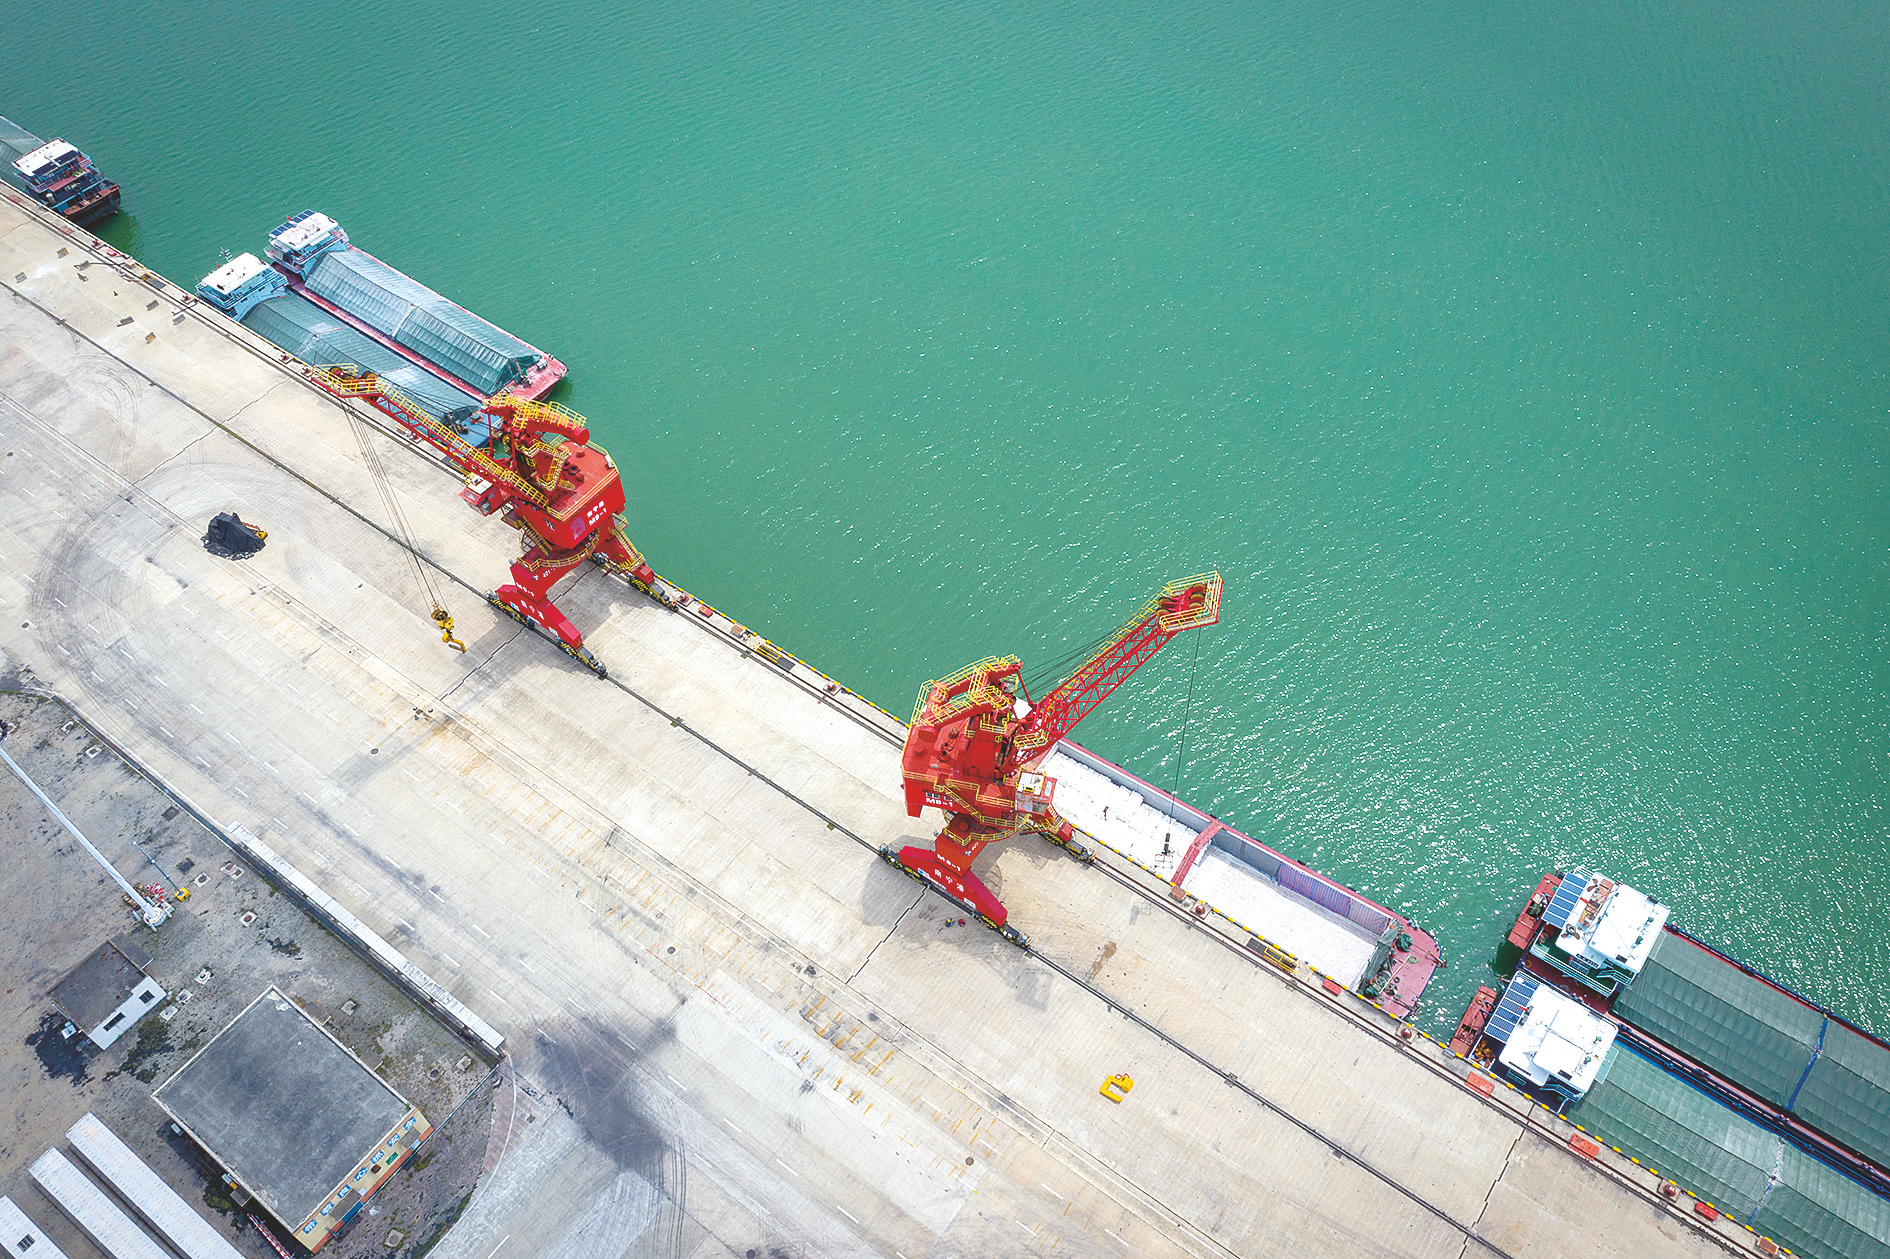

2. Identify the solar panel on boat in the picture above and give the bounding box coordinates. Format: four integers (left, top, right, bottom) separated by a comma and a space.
1541, 870, 1591, 932
1485, 972, 1540, 1044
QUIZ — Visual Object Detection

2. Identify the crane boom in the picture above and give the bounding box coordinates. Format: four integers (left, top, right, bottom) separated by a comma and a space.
1013, 573, 1222, 760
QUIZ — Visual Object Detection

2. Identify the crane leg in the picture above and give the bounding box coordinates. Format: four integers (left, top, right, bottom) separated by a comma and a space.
488, 542, 609, 677
592, 520, 661, 592
883, 819, 1026, 943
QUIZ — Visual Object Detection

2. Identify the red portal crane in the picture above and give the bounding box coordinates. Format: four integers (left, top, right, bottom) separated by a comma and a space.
308, 365, 659, 678
885, 572, 1223, 942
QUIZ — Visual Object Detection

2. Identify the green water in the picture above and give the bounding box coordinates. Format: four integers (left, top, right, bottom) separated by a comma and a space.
13, 0, 1887, 1034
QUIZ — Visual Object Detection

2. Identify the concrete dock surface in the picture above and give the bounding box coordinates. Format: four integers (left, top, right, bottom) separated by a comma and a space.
0, 191, 1740, 1259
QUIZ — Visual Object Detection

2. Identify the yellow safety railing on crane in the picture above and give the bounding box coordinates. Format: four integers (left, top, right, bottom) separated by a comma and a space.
497, 394, 588, 433
910, 655, 1020, 726
309, 365, 552, 510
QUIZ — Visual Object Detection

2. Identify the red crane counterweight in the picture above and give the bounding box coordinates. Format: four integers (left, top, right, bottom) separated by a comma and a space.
886, 573, 1223, 942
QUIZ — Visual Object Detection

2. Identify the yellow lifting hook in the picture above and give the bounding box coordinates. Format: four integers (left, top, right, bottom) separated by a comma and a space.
1100, 1073, 1134, 1104
432, 607, 468, 653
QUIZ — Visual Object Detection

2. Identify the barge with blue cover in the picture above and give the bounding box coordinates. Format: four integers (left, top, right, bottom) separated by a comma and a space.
197, 252, 496, 443
1450, 868, 1890, 1259
264, 211, 566, 401
0, 115, 118, 226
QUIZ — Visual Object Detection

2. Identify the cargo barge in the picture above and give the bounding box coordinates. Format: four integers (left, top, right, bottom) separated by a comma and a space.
264, 212, 565, 401
1450, 868, 1890, 1259
0, 116, 118, 226
197, 253, 497, 445
1045, 741, 1441, 1018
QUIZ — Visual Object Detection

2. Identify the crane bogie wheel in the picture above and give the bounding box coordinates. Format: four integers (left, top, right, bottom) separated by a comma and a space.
561, 643, 608, 680
486, 593, 530, 627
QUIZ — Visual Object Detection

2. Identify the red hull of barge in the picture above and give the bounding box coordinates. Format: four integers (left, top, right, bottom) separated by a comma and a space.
1508, 870, 1561, 949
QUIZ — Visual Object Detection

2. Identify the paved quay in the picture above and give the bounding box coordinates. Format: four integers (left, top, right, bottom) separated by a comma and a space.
0, 189, 1745, 1259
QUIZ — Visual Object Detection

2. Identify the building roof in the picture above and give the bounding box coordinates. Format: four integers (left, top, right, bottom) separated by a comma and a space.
200, 253, 268, 296
66, 1113, 243, 1259
153, 988, 417, 1229
0, 1194, 73, 1259
1494, 979, 1617, 1097
13, 140, 79, 179
1547, 872, 1669, 978
268, 211, 342, 254
1571, 1046, 1890, 1259
50, 937, 152, 1030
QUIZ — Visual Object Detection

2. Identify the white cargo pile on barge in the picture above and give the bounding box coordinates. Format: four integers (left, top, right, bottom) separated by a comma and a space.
1180, 850, 1377, 985
1044, 751, 1380, 987
1048, 755, 1196, 878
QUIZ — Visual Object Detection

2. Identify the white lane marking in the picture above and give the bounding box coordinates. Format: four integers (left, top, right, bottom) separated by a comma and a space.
473, 924, 491, 938
1016, 1220, 1037, 1236
221, 731, 239, 744
300, 791, 316, 803
1105, 1229, 1125, 1244
486, 1236, 509, 1258
774, 1158, 796, 1177
428, 889, 444, 902
189, 703, 204, 714
398, 918, 415, 932
518, 961, 536, 973
442, 954, 460, 968
664, 1073, 686, 1091
486, 989, 508, 1005
272, 818, 285, 828
52, 597, 65, 607
836, 1206, 858, 1223
723, 1119, 744, 1134
230, 786, 248, 799
159, 726, 174, 738
1040, 1184, 1063, 1198
341, 821, 358, 836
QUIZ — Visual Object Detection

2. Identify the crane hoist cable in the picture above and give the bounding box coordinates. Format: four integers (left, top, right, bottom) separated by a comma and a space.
1021, 625, 1119, 700
1162, 625, 1205, 829
345, 410, 467, 652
